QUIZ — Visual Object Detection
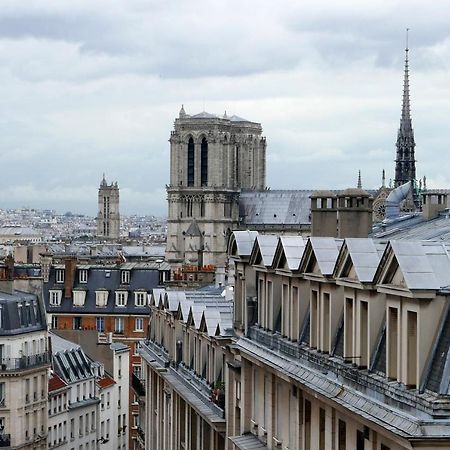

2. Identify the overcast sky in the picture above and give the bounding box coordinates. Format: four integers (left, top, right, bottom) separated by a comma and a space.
2, 0, 450, 216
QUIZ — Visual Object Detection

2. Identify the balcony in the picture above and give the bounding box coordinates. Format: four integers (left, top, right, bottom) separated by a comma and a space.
246, 326, 450, 417
0, 434, 10, 447
132, 373, 145, 397
136, 425, 145, 443
0, 351, 51, 372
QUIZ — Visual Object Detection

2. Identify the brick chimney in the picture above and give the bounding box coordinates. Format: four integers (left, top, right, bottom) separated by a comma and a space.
64, 257, 77, 299
0, 254, 15, 293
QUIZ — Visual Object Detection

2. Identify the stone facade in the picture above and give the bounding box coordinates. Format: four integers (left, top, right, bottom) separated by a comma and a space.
165, 108, 266, 271
96, 176, 120, 240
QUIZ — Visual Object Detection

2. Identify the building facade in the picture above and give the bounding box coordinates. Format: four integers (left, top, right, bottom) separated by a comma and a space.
165, 107, 266, 271
0, 268, 51, 450
96, 176, 120, 240
139, 288, 234, 450
225, 232, 450, 450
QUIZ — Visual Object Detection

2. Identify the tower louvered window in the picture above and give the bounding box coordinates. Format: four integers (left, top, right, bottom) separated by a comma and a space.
201, 137, 208, 186
187, 138, 195, 186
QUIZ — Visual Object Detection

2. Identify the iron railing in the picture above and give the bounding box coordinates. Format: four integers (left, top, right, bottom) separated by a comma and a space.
0, 351, 51, 371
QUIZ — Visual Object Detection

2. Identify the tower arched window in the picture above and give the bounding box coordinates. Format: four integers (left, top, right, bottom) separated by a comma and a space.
201, 137, 208, 186
187, 137, 195, 186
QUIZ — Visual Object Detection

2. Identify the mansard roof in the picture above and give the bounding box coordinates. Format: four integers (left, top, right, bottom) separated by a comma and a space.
0, 289, 47, 336
51, 332, 95, 384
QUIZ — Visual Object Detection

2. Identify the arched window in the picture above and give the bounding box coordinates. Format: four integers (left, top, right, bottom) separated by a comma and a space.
187, 137, 195, 186
201, 137, 208, 186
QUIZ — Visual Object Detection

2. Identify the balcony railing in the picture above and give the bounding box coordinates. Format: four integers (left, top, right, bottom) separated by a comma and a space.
0, 351, 51, 372
136, 425, 145, 442
132, 373, 145, 397
0, 434, 10, 447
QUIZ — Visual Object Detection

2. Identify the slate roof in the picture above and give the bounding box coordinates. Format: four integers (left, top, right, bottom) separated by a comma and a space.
228, 230, 259, 258
0, 290, 47, 336
276, 236, 306, 270
307, 237, 342, 275
44, 266, 162, 315
239, 190, 313, 227
51, 333, 95, 384
337, 238, 384, 282
250, 235, 279, 267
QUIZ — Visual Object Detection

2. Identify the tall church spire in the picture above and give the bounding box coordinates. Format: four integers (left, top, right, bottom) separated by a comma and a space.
394, 28, 417, 189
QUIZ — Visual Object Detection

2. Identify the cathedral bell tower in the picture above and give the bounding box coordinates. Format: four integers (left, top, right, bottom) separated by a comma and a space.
166, 106, 266, 271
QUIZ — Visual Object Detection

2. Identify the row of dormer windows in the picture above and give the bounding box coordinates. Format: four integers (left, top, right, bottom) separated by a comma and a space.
54, 269, 131, 285
48, 290, 147, 308
254, 275, 423, 389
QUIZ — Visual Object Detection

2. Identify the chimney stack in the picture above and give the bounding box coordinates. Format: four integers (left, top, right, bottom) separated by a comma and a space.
64, 257, 77, 299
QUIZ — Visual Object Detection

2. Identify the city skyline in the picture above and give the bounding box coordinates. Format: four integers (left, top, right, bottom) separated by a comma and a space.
2, 1, 450, 215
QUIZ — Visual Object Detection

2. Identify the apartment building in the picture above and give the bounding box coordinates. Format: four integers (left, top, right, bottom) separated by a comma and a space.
44, 258, 169, 448
139, 288, 234, 450
227, 232, 450, 450
0, 268, 50, 450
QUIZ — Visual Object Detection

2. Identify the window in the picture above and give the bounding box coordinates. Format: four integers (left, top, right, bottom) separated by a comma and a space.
387, 307, 399, 379
407, 310, 418, 387
49, 290, 62, 306
344, 298, 354, 362
0, 383, 5, 406
96, 317, 105, 332
134, 292, 146, 307
310, 290, 318, 348
338, 420, 346, 450
56, 269, 64, 283
70, 419, 75, 440
121, 271, 130, 284
304, 399, 311, 450
51, 315, 58, 329
79, 269, 88, 284
135, 318, 144, 332
319, 408, 326, 450
73, 290, 86, 307
360, 301, 369, 368
101, 394, 105, 410
73, 317, 82, 329
201, 137, 208, 186
187, 137, 195, 186
106, 392, 110, 408
115, 317, 124, 333
95, 291, 108, 307
133, 365, 142, 379
356, 430, 365, 450
115, 291, 128, 307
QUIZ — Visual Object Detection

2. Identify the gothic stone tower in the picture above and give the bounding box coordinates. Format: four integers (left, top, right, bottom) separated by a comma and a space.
96, 175, 120, 240
166, 107, 266, 270
394, 43, 417, 190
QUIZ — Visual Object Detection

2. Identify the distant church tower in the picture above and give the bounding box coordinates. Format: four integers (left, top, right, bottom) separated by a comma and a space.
96, 175, 120, 240
166, 106, 266, 270
394, 36, 417, 189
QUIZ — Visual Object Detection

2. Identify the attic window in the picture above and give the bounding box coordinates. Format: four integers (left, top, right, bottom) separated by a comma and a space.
105, 270, 111, 278
56, 269, 64, 284
274, 214, 277, 218
121, 271, 130, 284
79, 269, 88, 284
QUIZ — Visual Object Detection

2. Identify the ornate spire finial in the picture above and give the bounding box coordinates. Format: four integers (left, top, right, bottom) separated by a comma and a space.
382, 169, 386, 188
357, 170, 362, 189
179, 104, 186, 118
101, 173, 107, 186
223, 110, 228, 119
423, 175, 427, 191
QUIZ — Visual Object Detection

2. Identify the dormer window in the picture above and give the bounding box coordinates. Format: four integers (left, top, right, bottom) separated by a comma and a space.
56, 269, 64, 284
49, 290, 62, 306
115, 291, 128, 307
79, 269, 88, 284
95, 291, 108, 308
134, 292, 146, 307
121, 271, 130, 284
73, 290, 86, 307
